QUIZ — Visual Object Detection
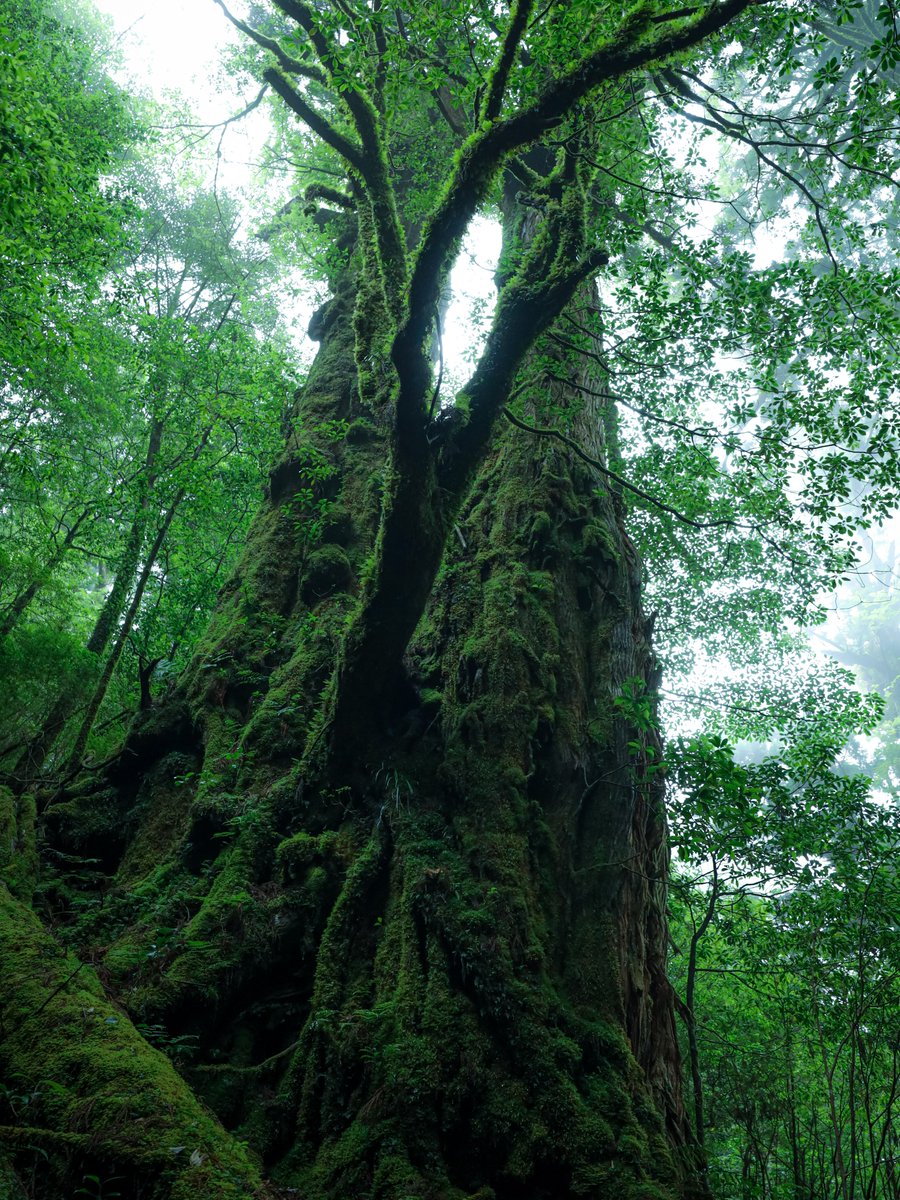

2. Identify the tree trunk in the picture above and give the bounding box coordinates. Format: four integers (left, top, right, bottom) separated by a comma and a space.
15, 419, 164, 781
63, 486, 185, 775
0, 512, 89, 639
683, 861, 719, 1151
3, 243, 702, 1199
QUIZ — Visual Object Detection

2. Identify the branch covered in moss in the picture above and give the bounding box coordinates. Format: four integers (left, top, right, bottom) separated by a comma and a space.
305, 183, 356, 210
263, 68, 365, 170
270, 0, 408, 309
392, 0, 757, 446
480, 0, 535, 122
441, 247, 610, 497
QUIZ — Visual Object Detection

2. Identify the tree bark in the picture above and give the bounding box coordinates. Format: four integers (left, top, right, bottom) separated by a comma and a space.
4, 237, 702, 1199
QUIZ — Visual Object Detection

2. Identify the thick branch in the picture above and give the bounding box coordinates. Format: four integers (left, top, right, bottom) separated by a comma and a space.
305, 183, 356, 209
393, 0, 757, 456
442, 248, 610, 495
481, 0, 535, 122
271, 0, 336, 66
213, 0, 326, 82
266, 1, 407, 310
263, 68, 365, 169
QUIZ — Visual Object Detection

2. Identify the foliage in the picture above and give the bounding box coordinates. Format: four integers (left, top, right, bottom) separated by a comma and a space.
0, 11, 300, 777
668, 687, 900, 1200
0, 0, 135, 378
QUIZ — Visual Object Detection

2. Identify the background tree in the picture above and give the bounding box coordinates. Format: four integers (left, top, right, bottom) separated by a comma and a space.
1, 152, 296, 780
668, 718, 900, 1200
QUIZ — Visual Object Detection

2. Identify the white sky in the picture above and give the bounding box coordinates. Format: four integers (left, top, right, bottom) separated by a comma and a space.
95, 0, 274, 197
97, 0, 233, 106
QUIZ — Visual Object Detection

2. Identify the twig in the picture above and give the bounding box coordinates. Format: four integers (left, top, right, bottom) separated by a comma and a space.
501, 406, 737, 530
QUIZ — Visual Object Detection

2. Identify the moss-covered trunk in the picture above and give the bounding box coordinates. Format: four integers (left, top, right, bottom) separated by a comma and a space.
1, 241, 700, 1197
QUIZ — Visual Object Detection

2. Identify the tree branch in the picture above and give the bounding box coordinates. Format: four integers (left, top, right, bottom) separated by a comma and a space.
657, 67, 840, 268
272, 0, 336, 67
271, 0, 388, 161
393, 0, 758, 462
212, 0, 326, 82
305, 183, 356, 209
263, 68, 365, 170
481, 0, 535, 122
267, 1, 407, 312
440, 247, 610, 496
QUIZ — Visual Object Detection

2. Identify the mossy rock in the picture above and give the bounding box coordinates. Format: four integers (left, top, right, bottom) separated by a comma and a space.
0, 884, 270, 1199
301, 546, 353, 603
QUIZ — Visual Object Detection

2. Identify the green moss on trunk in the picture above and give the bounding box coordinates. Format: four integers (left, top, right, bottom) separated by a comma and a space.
6, 248, 700, 1200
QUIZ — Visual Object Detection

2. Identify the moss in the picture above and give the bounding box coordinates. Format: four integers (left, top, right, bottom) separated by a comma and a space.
528, 508, 554, 552
43, 784, 123, 853
0, 882, 270, 1199
345, 417, 378, 444
0, 787, 37, 901
356, 409, 685, 1197
581, 517, 621, 562
20, 241, 689, 1199
0, 1148, 24, 1199
301, 545, 353, 604
319, 504, 355, 544
418, 687, 443, 713
116, 753, 198, 885
158, 838, 266, 1001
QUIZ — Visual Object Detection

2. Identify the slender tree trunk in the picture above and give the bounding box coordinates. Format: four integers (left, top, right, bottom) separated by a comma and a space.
683, 861, 719, 1151
16, 420, 164, 779
816, 995, 851, 1200
88, 419, 164, 660
0, 512, 89, 638
63, 487, 184, 774
785, 1019, 808, 1200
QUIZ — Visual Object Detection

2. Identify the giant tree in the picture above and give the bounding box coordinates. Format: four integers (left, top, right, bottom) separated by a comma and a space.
2, 0, 899, 1198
